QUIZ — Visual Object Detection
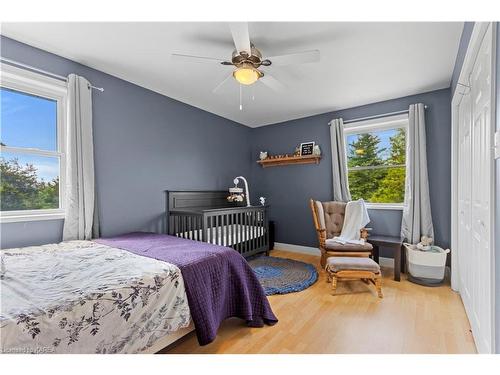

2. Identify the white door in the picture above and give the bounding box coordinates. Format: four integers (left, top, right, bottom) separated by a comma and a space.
456, 23, 494, 354
457, 86, 472, 317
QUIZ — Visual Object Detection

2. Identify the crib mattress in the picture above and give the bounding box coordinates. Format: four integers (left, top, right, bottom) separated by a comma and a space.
176, 224, 265, 247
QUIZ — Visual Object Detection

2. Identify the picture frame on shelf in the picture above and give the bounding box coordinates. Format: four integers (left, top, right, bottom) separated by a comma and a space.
300, 141, 315, 156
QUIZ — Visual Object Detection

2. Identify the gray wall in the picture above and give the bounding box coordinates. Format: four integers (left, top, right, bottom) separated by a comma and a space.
0, 36, 252, 249
250, 89, 452, 258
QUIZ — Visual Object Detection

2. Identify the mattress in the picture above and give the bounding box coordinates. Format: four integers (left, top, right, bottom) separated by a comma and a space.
0, 240, 191, 354
96, 232, 277, 345
176, 224, 265, 247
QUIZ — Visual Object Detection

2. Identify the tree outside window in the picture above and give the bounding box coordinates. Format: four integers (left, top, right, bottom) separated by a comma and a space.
345, 122, 407, 205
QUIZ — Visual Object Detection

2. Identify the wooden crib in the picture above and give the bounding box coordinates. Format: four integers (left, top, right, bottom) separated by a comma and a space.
166, 190, 269, 258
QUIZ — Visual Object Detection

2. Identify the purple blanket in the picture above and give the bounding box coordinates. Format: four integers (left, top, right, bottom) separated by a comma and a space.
95, 232, 277, 345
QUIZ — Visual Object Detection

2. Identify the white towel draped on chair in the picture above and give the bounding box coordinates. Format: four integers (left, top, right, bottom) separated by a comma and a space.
327, 199, 370, 245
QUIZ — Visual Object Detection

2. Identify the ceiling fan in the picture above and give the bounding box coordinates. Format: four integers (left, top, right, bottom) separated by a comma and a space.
171, 23, 320, 100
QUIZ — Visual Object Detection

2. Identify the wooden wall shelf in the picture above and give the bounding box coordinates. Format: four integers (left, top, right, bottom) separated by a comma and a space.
257, 155, 321, 168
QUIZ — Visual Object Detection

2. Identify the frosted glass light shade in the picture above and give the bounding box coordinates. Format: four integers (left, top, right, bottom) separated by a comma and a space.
233, 67, 261, 85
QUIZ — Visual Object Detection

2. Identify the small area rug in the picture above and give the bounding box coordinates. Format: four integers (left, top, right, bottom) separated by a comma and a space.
248, 256, 318, 295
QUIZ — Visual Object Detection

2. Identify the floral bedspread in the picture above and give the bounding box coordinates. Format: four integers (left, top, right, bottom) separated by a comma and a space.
0, 241, 190, 354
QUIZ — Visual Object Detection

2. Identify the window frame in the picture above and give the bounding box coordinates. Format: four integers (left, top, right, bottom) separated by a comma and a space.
343, 113, 408, 210
0, 64, 67, 223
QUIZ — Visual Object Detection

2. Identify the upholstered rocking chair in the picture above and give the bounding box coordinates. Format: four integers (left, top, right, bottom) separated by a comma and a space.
310, 199, 373, 268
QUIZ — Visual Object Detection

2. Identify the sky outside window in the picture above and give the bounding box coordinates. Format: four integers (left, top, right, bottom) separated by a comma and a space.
1, 87, 59, 182
1, 87, 57, 151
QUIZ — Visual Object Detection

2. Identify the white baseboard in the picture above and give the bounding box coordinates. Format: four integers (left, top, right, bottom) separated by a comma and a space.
273, 242, 321, 256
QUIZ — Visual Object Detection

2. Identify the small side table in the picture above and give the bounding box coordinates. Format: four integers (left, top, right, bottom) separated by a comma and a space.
367, 235, 405, 281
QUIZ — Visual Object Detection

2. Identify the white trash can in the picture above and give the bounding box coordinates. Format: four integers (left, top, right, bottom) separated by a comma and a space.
403, 243, 450, 286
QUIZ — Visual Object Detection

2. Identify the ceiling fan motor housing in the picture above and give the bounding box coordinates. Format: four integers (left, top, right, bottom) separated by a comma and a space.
232, 45, 264, 68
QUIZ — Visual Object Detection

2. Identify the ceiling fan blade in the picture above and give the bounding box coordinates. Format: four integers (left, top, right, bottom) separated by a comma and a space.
171, 53, 228, 64
260, 74, 286, 92
229, 22, 251, 55
212, 74, 233, 94
266, 50, 320, 66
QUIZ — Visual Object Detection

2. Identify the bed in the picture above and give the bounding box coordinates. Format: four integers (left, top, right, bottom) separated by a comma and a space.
166, 190, 269, 257
0, 233, 277, 354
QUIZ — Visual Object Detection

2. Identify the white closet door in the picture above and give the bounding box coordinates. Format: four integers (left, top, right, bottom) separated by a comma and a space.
456, 23, 494, 354
457, 89, 472, 315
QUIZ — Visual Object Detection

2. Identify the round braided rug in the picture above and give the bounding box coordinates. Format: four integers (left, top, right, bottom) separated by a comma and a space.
248, 256, 318, 295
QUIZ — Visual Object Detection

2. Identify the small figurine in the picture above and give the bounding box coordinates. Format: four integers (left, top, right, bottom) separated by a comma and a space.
313, 145, 321, 156
259, 151, 268, 160
259, 197, 266, 206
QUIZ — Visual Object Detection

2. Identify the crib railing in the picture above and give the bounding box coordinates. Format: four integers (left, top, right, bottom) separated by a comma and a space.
168, 206, 268, 258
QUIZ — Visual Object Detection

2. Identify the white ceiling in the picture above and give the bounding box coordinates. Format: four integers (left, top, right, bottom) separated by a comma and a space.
1, 22, 463, 127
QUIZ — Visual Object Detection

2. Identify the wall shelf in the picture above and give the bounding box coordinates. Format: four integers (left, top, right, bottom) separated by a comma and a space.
257, 155, 321, 168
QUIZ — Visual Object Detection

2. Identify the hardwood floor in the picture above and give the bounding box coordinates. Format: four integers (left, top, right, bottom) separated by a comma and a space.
164, 250, 477, 354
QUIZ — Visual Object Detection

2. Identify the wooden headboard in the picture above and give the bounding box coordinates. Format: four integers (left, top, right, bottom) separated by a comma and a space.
166, 190, 241, 212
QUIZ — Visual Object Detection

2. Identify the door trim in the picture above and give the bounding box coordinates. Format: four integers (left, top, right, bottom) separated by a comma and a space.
451, 22, 497, 353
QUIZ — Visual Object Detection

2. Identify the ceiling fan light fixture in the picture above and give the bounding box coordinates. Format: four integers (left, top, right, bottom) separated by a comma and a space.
233, 64, 262, 85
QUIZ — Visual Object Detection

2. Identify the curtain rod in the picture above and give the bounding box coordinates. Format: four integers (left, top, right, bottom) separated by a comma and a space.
342, 105, 428, 125
0, 57, 104, 92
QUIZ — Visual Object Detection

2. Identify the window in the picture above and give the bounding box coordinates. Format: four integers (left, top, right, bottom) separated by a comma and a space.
0, 64, 67, 222
344, 114, 408, 209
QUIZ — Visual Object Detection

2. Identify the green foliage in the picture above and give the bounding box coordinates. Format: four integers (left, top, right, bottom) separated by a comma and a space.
369, 167, 405, 203
0, 157, 59, 211
388, 128, 406, 165
347, 133, 385, 168
347, 128, 406, 203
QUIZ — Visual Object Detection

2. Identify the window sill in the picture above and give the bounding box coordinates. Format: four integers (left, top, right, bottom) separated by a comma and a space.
0, 212, 65, 223
366, 204, 404, 210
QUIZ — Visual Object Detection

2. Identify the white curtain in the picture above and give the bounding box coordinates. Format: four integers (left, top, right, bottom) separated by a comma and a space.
401, 103, 434, 243
329, 118, 351, 202
63, 74, 99, 241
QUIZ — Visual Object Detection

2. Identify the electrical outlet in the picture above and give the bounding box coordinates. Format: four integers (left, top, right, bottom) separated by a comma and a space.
495, 131, 500, 159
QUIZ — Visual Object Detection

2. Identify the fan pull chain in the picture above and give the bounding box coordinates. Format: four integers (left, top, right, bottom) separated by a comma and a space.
252, 85, 255, 101
239, 84, 243, 111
